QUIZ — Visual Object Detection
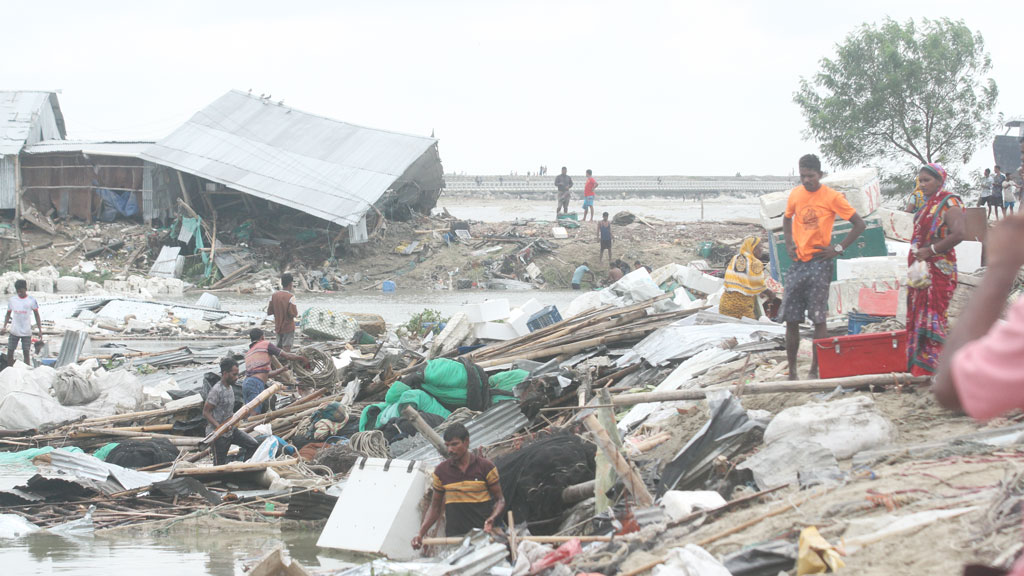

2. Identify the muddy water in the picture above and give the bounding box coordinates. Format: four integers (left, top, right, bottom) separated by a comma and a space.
0, 526, 361, 575
436, 195, 761, 223
209, 289, 583, 327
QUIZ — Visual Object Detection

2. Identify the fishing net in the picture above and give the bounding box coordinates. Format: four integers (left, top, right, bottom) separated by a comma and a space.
495, 432, 597, 535
105, 438, 179, 469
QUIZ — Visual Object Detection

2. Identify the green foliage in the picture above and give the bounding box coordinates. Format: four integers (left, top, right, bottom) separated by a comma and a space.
795, 18, 998, 169
404, 309, 448, 338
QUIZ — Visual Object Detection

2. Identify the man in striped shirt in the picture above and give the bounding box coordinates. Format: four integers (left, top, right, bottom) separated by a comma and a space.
412, 423, 505, 548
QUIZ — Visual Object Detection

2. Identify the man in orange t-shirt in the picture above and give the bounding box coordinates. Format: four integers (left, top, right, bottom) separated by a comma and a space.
781, 154, 866, 380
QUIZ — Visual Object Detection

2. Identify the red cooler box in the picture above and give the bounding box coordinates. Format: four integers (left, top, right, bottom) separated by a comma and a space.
814, 330, 908, 379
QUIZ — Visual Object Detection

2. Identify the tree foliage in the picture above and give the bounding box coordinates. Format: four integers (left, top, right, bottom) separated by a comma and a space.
795, 18, 998, 169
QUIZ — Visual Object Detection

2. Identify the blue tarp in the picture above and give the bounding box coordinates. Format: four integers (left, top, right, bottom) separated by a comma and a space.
97, 188, 139, 222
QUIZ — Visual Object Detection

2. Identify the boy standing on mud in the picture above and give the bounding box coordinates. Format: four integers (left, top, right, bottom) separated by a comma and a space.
597, 212, 613, 262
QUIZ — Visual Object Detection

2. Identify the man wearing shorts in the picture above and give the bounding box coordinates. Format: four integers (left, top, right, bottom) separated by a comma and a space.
554, 166, 573, 219
3, 279, 42, 366
782, 154, 865, 380
582, 169, 598, 221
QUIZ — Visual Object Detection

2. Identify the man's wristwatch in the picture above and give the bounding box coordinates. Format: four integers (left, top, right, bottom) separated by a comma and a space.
833, 244, 844, 254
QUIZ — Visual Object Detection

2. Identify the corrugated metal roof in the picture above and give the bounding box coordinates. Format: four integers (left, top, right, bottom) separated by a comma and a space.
22, 139, 153, 157
0, 91, 66, 156
396, 401, 528, 466
43, 449, 166, 491
140, 90, 438, 226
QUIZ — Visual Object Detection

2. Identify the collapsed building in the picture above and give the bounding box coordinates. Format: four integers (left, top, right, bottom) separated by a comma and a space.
3, 89, 445, 241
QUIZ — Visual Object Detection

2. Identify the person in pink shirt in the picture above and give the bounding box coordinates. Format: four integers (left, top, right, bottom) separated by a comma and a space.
934, 213, 1024, 575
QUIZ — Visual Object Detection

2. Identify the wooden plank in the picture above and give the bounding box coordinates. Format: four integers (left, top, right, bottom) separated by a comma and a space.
173, 457, 299, 477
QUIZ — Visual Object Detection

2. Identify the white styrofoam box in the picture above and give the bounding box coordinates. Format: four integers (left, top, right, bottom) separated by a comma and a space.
761, 212, 784, 231
886, 240, 912, 258
472, 321, 518, 341
759, 190, 790, 219
317, 458, 431, 560
822, 167, 882, 217
552, 227, 569, 239
835, 256, 908, 282
828, 278, 906, 319
30, 278, 54, 293
957, 240, 983, 274
464, 299, 511, 323
875, 207, 914, 242
55, 276, 86, 293
507, 298, 545, 336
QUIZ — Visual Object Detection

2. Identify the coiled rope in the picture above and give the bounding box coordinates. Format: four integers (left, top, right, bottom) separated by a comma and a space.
288, 347, 338, 388
348, 430, 390, 458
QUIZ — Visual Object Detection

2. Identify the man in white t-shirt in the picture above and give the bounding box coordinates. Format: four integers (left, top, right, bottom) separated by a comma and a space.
2, 279, 43, 366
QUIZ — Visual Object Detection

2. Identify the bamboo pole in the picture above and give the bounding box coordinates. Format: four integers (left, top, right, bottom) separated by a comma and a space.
422, 535, 613, 547
610, 373, 927, 407
173, 457, 299, 477
582, 414, 653, 507
402, 405, 447, 457
477, 327, 656, 368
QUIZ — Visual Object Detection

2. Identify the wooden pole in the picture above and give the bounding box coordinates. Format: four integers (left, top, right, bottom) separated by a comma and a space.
402, 405, 447, 457
611, 373, 927, 407
421, 535, 612, 547
173, 457, 299, 477
202, 382, 282, 445
561, 480, 596, 504
582, 414, 653, 507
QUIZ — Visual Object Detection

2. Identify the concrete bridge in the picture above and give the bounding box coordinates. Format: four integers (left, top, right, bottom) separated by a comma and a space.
443, 174, 796, 198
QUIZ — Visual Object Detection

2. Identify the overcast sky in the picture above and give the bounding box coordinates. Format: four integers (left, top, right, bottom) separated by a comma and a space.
4, 0, 1021, 176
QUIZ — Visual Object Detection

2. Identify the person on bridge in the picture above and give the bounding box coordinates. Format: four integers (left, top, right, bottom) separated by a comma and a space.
555, 166, 574, 219
583, 169, 598, 221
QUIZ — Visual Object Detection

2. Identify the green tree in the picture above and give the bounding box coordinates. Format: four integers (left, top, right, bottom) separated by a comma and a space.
795, 18, 998, 169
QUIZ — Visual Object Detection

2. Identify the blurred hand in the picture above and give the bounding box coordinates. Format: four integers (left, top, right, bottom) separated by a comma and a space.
986, 214, 1024, 270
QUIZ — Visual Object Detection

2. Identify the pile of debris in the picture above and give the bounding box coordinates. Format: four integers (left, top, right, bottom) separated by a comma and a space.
0, 243, 1019, 575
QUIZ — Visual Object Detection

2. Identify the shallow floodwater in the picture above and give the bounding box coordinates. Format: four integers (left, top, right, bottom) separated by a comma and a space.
437, 195, 761, 223
210, 289, 584, 327
0, 526, 360, 576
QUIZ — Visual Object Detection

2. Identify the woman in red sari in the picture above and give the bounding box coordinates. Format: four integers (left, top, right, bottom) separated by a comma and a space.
907, 163, 966, 375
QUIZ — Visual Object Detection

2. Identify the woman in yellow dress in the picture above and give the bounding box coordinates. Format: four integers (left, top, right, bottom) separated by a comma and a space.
719, 237, 767, 319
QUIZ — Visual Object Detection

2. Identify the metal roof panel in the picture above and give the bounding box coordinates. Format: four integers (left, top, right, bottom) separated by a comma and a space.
141, 90, 438, 226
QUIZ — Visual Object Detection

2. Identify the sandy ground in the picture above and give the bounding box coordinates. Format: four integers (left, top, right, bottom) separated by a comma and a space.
611, 351, 1022, 574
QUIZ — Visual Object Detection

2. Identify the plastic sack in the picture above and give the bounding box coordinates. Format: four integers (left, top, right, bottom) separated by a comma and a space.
762, 396, 895, 460
530, 538, 583, 574
907, 259, 931, 289
53, 369, 102, 406
653, 544, 732, 576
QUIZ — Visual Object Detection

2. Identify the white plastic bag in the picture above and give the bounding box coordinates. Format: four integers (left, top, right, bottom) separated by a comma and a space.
907, 259, 931, 289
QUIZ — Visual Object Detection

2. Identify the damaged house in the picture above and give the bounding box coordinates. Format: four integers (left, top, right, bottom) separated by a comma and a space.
0, 91, 67, 220
6, 89, 444, 246
140, 90, 445, 241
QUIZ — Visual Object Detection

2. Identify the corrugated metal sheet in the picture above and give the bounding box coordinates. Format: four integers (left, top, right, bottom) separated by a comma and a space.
0, 155, 16, 210
0, 91, 66, 156
21, 140, 153, 157
44, 449, 166, 491
55, 330, 89, 368
140, 90, 438, 226
396, 401, 528, 465
149, 246, 183, 278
